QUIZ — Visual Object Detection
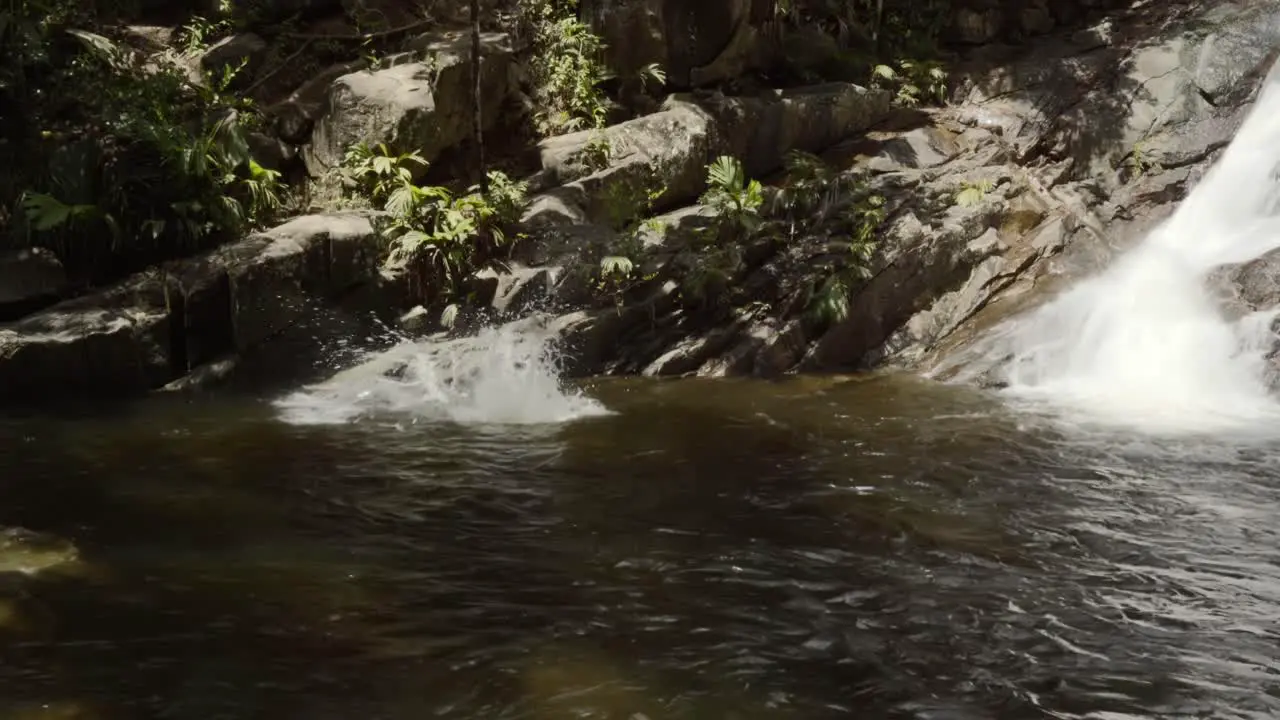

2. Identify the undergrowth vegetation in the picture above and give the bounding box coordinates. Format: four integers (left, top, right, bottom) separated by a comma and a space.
1, 0, 284, 285
341, 141, 528, 321
590, 152, 885, 325
773, 0, 952, 104
0, 0, 955, 313
520, 0, 612, 137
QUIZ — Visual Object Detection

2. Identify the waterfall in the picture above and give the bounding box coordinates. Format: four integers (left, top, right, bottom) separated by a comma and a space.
978, 67, 1280, 434
274, 316, 609, 426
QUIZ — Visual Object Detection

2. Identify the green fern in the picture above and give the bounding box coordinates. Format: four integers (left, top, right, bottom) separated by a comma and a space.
701, 156, 764, 235
637, 62, 667, 90
809, 274, 851, 325
341, 142, 529, 307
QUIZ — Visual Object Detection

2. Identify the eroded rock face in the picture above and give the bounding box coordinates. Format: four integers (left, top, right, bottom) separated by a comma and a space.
511, 0, 1280, 380
533, 109, 1078, 378
305, 32, 515, 175
0, 212, 388, 401
524, 84, 891, 230
582, 0, 765, 89
890, 0, 1280, 376
0, 248, 66, 321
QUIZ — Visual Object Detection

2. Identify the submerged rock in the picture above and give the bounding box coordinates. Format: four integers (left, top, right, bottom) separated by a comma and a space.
0, 528, 78, 576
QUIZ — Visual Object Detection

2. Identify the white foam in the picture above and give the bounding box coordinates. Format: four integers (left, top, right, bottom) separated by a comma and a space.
980, 69, 1280, 434
274, 317, 609, 426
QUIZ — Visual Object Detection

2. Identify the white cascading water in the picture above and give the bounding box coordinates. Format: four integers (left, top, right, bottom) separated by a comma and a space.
985, 66, 1280, 434
275, 316, 609, 426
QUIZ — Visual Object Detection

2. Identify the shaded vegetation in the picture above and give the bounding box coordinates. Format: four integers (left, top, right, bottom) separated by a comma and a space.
769, 0, 953, 89
0, 0, 284, 286
341, 141, 528, 323
586, 152, 885, 326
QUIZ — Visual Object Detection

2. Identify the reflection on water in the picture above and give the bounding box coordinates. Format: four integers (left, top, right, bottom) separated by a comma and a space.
1, 376, 1280, 718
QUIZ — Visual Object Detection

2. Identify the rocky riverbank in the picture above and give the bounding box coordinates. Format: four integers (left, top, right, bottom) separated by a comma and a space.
3, 0, 1279, 399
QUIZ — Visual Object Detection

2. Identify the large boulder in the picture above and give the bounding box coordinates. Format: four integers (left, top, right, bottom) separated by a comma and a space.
525, 98, 718, 228
582, 0, 766, 89
168, 211, 388, 371
698, 83, 894, 177
305, 32, 515, 176
0, 248, 66, 321
271, 59, 368, 144
0, 212, 390, 401
524, 84, 891, 229
0, 274, 173, 401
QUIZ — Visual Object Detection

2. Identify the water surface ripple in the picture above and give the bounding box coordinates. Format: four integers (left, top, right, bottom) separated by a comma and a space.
0, 376, 1278, 719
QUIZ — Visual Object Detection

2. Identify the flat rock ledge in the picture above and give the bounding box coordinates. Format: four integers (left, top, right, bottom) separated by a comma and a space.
0, 212, 390, 401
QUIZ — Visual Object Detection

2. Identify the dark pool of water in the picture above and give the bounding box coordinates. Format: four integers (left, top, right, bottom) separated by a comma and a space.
2, 374, 1280, 719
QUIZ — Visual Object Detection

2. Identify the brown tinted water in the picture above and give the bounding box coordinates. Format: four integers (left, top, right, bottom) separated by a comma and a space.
1, 374, 1279, 719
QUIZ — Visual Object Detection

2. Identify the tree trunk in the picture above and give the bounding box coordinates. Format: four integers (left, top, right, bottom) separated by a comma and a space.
470, 0, 487, 193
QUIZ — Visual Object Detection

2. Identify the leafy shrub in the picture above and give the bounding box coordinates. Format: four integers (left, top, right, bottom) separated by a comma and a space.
774, 0, 951, 105
663, 152, 884, 321
871, 59, 948, 106
522, 0, 612, 136
342, 142, 529, 311
1, 1, 282, 284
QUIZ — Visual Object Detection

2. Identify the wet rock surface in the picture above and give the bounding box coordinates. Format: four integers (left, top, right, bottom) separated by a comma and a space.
528, 0, 1280, 379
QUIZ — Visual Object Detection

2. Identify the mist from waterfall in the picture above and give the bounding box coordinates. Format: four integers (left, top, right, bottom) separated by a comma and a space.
978, 68, 1280, 434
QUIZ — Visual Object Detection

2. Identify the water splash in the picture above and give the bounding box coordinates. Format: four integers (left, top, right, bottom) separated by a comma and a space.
275, 316, 610, 426
977, 66, 1280, 434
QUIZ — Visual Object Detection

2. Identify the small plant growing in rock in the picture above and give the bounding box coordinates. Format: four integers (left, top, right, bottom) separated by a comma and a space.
342, 142, 529, 308
701, 155, 765, 236
872, 60, 947, 106
341, 142, 427, 203
955, 178, 995, 207
588, 171, 667, 308
636, 62, 667, 91
691, 150, 886, 324
580, 132, 613, 173
526, 1, 613, 136
1127, 141, 1155, 180
757, 151, 882, 325
663, 156, 766, 305
179, 15, 230, 56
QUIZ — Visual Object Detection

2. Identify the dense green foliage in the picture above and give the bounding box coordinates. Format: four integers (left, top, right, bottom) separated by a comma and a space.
523, 0, 611, 136
688, 152, 884, 323
1, 0, 282, 284
772, 0, 952, 96
342, 141, 528, 320
0, 0, 958, 309
775, 0, 952, 59
589, 153, 884, 322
